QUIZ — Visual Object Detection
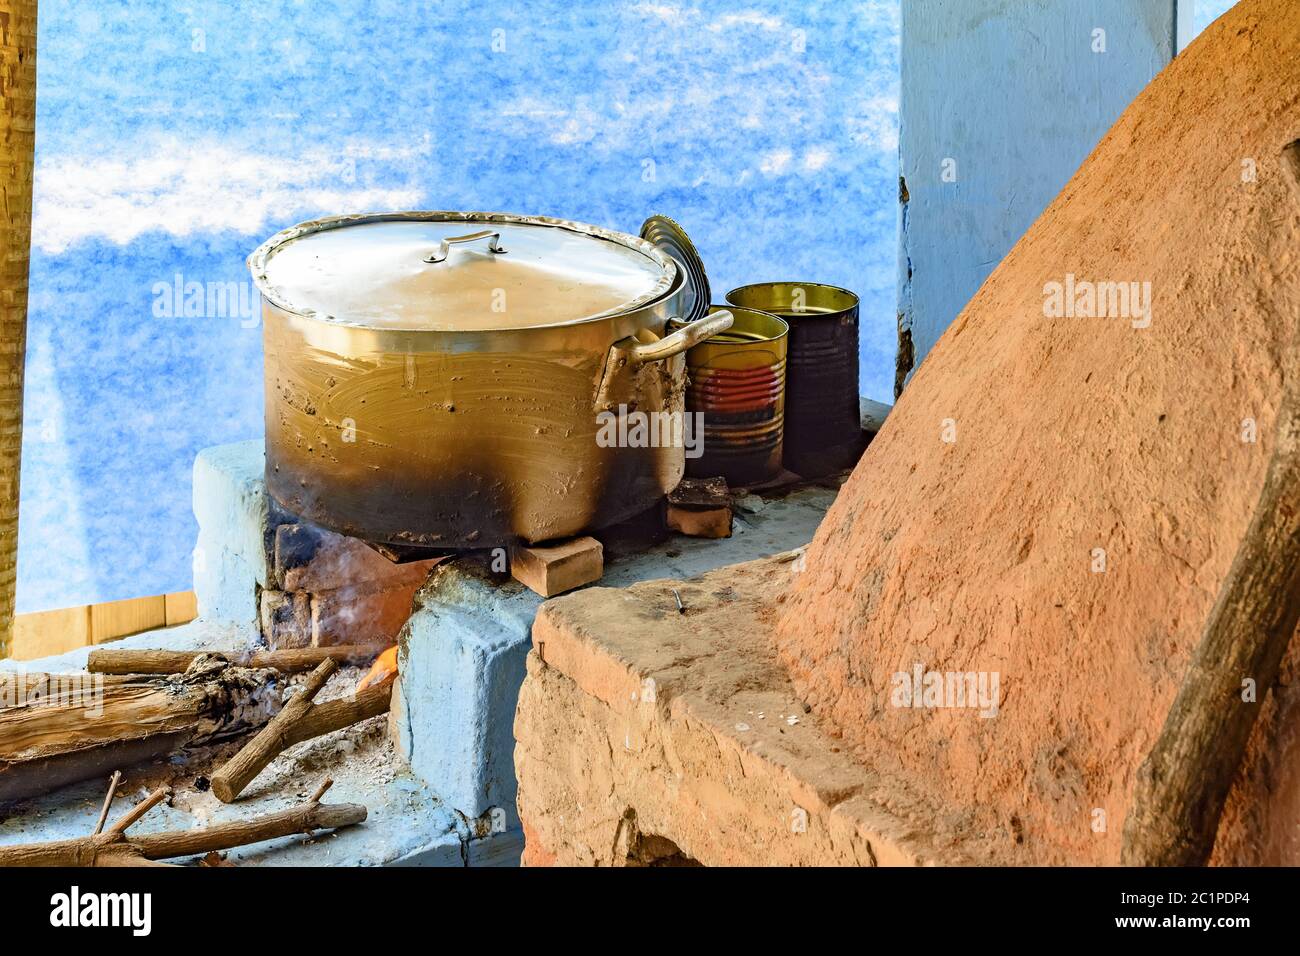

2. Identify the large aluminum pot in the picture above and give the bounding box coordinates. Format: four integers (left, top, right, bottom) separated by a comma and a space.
249, 211, 732, 548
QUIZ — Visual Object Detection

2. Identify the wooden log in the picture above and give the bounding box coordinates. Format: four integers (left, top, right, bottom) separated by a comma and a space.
86, 643, 385, 676
131, 800, 366, 860
1121, 147, 1300, 865
0, 658, 281, 803
1122, 422, 1300, 863
210, 659, 338, 803
281, 678, 393, 749
207, 666, 393, 804
0, 797, 366, 866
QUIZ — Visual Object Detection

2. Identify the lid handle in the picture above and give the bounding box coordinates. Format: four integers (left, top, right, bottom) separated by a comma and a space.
423, 230, 508, 264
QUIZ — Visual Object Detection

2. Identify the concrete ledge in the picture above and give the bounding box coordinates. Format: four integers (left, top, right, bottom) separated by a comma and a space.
514, 554, 987, 866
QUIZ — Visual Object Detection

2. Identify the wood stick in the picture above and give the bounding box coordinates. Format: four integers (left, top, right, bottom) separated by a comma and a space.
91, 771, 121, 835
0, 799, 366, 867
87, 644, 386, 676
208, 671, 391, 804
130, 801, 367, 860
309, 777, 333, 803
1121, 146, 1300, 865
107, 786, 169, 835
281, 678, 393, 749
210, 659, 338, 803
0, 663, 281, 804
97, 851, 177, 868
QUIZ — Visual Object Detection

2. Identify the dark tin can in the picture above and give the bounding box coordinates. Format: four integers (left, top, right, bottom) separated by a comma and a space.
725, 282, 861, 477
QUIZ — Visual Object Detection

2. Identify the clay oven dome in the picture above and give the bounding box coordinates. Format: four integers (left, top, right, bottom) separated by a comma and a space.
775, 0, 1300, 865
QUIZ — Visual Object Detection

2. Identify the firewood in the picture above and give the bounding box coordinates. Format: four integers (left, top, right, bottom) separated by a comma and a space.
86, 644, 385, 676
0, 657, 282, 804
1122, 142, 1300, 866
128, 800, 366, 861
210, 659, 392, 803
1122, 374, 1300, 864
309, 777, 333, 803
0, 784, 366, 866
107, 786, 170, 834
283, 680, 393, 747
91, 770, 121, 835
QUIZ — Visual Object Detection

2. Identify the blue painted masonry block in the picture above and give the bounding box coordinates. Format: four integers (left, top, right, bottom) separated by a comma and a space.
896, 0, 1178, 393
192, 440, 275, 629
391, 562, 541, 830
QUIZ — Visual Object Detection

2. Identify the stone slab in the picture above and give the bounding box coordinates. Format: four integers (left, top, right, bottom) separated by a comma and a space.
514, 554, 988, 866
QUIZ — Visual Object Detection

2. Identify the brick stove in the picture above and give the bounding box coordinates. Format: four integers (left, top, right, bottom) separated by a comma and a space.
0, 438, 841, 865
515, 0, 1300, 867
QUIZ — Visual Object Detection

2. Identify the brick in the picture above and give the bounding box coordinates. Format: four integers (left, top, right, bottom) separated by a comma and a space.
259, 589, 312, 649
510, 536, 603, 597
666, 503, 732, 538
515, 555, 974, 866
310, 564, 432, 647
192, 440, 284, 589
193, 538, 261, 630
192, 441, 294, 634
275, 521, 432, 593
667, 476, 730, 508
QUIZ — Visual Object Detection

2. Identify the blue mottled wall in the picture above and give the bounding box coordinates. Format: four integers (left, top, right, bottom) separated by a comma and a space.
1195, 0, 1242, 35
896, 0, 1179, 393
18, 0, 1242, 614
19, 1, 901, 613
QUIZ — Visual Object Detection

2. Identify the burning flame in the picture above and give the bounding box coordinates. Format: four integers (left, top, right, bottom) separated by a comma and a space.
358, 646, 398, 692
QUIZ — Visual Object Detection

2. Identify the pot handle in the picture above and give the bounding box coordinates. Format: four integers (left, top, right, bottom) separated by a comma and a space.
593, 310, 734, 409
625, 310, 734, 364
424, 230, 508, 263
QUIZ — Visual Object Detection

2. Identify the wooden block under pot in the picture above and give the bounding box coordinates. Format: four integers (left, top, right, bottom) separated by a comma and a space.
667, 477, 733, 539
511, 536, 605, 598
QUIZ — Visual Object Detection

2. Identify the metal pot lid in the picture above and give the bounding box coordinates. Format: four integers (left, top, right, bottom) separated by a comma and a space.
249, 211, 678, 332
640, 214, 710, 325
